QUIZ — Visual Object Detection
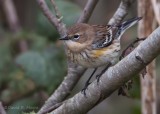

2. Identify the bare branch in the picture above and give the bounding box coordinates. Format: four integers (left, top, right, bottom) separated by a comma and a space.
138, 0, 157, 114
0, 102, 6, 114
151, 0, 160, 25
77, 0, 99, 23
108, 0, 134, 25
51, 27, 160, 114
2, 0, 21, 32
36, 0, 67, 37
50, 0, 62, 22
2, 0, 28, 52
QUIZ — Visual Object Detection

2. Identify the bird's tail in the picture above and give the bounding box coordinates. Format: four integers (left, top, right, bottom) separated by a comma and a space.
115, 17, 142, 40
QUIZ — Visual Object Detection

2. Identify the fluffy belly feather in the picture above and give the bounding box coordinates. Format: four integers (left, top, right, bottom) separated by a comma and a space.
67, 44, 121, 68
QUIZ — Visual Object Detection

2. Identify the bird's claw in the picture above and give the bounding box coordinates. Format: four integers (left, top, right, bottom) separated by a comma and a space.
81, 82, 91, 96
96, 74, 101, 85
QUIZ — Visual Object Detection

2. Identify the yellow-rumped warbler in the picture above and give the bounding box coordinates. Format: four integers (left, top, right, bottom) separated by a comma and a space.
60, 17, 142, 94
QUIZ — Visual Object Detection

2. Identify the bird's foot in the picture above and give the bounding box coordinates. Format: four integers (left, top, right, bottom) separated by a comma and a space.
81, 81, 91, 96
96, 74, 101, 85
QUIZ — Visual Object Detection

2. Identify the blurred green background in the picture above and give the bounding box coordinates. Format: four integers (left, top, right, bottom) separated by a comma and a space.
0, 0, 159, 114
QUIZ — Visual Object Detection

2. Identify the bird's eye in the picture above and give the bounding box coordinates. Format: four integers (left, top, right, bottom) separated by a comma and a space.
73, 34, 80, 40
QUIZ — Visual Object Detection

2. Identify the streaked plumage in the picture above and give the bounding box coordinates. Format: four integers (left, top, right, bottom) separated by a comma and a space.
60, 17, 142, 95
60, 17, 142, 68
67, 40, 120, 67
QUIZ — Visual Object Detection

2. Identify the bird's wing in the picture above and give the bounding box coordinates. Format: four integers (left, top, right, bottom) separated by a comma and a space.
91, 17, 142, 50
91, 25, 116, 49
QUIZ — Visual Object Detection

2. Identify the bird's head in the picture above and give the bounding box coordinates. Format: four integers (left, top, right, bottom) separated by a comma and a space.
60, 23, 95, 52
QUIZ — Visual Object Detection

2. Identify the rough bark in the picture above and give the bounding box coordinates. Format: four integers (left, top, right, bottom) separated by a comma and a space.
138, 0, 157, 114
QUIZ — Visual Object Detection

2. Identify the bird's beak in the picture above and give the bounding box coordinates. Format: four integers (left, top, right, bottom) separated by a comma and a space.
59, 36, 69, 40
119, 17, 142, 31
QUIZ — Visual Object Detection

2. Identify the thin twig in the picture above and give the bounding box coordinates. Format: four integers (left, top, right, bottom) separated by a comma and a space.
51, 26, 160, 114
77, 0, 99, 23
151, 0, 160, 25
119, 38, 146, 60
50, 0, 63, 23
36, 0, 67, 37
2, 0, 21, 32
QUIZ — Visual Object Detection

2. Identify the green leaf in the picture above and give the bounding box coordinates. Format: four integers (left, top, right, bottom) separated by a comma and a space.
0, 39, 14, 83
41, 45, 67, 92
15, 51, 48, 86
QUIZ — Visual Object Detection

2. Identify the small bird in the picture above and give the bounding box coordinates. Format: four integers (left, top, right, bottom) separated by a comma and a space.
60, 17, 142, 95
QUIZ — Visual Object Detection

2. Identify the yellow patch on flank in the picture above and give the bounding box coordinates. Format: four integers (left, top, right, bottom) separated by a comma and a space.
92, 43, 120, 58
92, 47, 109, 58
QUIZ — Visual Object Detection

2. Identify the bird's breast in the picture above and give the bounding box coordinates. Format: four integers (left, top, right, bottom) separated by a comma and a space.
67, 42, 121, 68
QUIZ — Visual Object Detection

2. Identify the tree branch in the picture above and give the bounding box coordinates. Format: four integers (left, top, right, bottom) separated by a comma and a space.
51, 26, 160, 114
77, 0, 99, 23
1, 0, 21, 32
138, 0, 157, 114
151, 0, 160, 25
2, 0, 28, 52
36, 0, 67, 37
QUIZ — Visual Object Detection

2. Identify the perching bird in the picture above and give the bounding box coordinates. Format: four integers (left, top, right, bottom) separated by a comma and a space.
60, 17, 142, 95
